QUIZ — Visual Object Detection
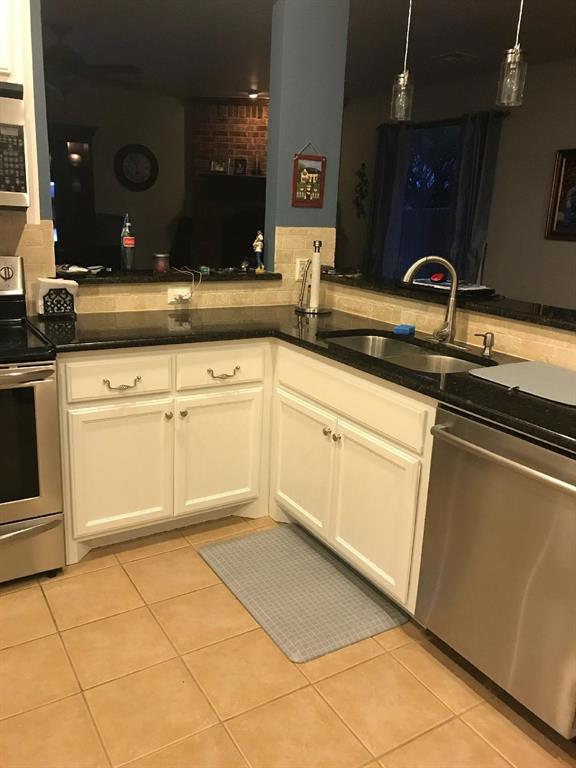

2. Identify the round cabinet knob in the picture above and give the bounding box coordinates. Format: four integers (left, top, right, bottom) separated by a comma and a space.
322, 426, 332, 436
165, 412, 174, 420
332, 433, 342, 442
180, 410, 189, 418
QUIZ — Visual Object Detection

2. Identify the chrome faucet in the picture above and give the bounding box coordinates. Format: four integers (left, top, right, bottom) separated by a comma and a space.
402, 256, 459, 343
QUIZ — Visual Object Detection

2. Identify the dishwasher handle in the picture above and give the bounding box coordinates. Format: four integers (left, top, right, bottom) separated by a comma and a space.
431, 424, 576, 498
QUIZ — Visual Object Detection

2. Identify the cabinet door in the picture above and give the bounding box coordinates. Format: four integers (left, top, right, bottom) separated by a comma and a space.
273, 387, 336, 538
69, 399, 174, 537
330, 417, 421, 604
174, 387, 263, 517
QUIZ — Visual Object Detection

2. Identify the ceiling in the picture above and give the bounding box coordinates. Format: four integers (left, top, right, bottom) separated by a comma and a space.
346, 0, 576, 96
40, 0, 576, 100
40, 0, 275, 99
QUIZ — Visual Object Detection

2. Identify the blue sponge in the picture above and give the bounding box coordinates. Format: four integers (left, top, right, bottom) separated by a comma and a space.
393, 324, 416, 335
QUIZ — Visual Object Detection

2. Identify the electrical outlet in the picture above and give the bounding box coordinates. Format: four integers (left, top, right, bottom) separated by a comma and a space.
295, 258, 309, 280
167, 287, 191, 304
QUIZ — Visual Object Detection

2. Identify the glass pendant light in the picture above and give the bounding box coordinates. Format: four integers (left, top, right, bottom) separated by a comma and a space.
390, 0, 414, 121
496, 0, 527, 107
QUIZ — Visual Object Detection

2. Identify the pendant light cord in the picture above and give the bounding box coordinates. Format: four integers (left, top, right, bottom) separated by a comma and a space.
514, 0, 525, 48
403, 0, 413, 73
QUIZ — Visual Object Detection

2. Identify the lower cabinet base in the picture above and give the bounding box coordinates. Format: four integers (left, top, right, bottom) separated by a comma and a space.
64, 501, 275, 565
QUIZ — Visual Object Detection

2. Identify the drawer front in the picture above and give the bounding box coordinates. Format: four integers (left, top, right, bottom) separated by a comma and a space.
177, 345, 264, 391
277, 346, 433, 454
66, 356, 172, 403
0, 514, 65, 583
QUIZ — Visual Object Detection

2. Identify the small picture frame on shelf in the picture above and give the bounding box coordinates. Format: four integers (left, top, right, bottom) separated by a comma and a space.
234, 158, 248, 176
209, 159, 226, 174
545, 148, 576, 241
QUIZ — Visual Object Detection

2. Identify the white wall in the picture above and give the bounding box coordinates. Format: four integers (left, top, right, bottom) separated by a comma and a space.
338, 58, 576, 308
337, 96, 386, 267
49, 83, 186, 268
484, 60, 576, 308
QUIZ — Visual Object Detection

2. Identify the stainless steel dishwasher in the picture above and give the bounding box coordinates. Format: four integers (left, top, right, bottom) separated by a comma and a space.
416, 406, 576, 739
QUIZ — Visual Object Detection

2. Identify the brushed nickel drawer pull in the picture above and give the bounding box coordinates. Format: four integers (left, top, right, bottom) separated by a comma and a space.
207, 365, 240, 380
102, 375, 142, 391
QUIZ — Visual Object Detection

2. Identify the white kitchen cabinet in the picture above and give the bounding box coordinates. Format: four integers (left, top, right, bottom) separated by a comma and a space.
0, 0, 15, 79
272, 364, 432, 608
68, 398, 174, 537
174, 387, 263, 517
331, 417, 421, 603
273, 388, 336, 536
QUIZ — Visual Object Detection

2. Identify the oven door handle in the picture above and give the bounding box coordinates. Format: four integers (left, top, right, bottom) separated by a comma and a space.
431, 424, 576, 497
0, 517, 60, 543
0, 368, 54, 389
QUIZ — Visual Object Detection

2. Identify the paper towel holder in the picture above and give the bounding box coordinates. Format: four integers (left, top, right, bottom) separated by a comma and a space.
294, 240, 332, 316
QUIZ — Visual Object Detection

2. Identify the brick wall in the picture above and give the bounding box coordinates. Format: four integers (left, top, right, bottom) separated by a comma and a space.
187, 100, 268, 177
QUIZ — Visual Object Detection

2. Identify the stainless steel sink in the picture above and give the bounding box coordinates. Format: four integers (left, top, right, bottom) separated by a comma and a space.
328, 335, 425, 359
385, 354, 479, 374
325, 332, 489, 375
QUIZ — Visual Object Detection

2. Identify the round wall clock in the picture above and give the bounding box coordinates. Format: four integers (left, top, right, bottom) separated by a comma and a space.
114, 144, 159, 191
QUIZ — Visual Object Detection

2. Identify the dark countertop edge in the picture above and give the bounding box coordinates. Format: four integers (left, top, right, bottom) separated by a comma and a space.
58, 271, 282, 286
46, 325, 576, 456
322, 274, 576, 333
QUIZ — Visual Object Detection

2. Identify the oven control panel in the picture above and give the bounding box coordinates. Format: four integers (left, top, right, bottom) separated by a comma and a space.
0, 123, 29, 207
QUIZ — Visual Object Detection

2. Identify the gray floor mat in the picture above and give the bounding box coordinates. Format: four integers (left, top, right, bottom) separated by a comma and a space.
198, 523, 407, 662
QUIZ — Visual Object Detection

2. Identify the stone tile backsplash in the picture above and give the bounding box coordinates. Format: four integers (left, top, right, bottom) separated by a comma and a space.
0, 211, 56, 310
1, 211, 570, 370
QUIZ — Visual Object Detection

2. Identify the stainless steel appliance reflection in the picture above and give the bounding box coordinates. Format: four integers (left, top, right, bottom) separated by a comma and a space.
416, 407, 576, 738
0, 254, 64, 582
0, 361, 64, 581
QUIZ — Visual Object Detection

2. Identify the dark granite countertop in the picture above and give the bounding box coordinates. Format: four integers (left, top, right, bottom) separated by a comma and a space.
30, 306, 576, 456
322, 274, 576, 332
55, 269, 282, 286
0, 321, 54, 365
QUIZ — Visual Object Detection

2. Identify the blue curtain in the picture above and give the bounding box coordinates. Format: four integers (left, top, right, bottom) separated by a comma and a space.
364, 123, 411, 277
366, 112, 504, 283
449, 111, 505, 282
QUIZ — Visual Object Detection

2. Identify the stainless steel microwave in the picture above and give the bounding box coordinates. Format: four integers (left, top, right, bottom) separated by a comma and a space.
0, 122, 29, 208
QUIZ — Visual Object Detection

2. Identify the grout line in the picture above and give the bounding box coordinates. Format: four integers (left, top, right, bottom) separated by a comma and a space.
0, 688, 80, 724
221, 719, 256, 768
455, 717, 517, 768
181, 642, 309, 724
159, 622, 260, 658
34, 580, 114, 768
113, 722, 231, 768
311, 680, 387, 759
312, 663, 457, 761
389, 645, 487, 716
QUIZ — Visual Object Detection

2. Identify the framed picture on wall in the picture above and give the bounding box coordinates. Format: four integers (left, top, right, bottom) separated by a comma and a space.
209, 159, 227, 173
234, 158, 248, 175
545, 148, 576, 241
292, 153, 326, 208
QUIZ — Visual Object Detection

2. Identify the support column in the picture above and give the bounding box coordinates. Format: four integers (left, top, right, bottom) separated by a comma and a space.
265, 0, 349, 275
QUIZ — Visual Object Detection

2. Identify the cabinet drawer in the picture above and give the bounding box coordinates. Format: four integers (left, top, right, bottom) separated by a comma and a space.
176, 345, 264, 391
66, 356, 172, 403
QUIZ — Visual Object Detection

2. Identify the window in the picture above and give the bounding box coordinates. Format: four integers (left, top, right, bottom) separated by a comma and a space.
385, 122, 460, 280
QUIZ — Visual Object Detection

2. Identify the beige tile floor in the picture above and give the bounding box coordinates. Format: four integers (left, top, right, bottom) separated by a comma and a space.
1, 516, 574, 768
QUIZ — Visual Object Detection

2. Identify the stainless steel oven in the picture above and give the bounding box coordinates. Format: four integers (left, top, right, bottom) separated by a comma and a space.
0, 360, 64, 582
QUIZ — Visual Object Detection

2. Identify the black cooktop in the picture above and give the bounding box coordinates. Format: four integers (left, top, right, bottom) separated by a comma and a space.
0, 321, 54, 365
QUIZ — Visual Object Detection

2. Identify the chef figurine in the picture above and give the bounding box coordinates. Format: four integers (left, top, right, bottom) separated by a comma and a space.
253, 230, 265, 272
